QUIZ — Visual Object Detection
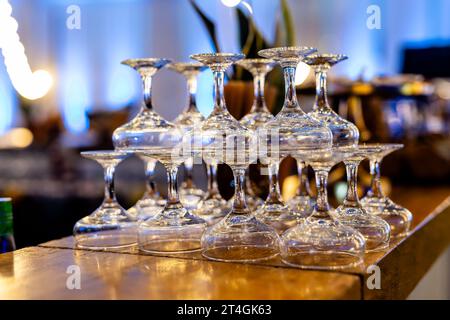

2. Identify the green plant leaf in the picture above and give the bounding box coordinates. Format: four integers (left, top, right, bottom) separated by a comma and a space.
189, 0, 221, 52
280, 0, 296, 46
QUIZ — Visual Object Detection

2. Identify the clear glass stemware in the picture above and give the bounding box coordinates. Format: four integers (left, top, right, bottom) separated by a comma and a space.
360, 143, 412, 238
335, 145, 391, 252
127, 155, 165, 221
113, 58, 171, 220
238, 58, 277, 129
137, 142, 206, 254
168, 62, 208, 210
190, 52, 280, 262
113, 58, 172, 150
281, 148, 366, 270
193, 159, 230, 225
74, 151, 138, 249
238, 58, 277, 212
256, 46, 333, 233
304, 54, 359, 148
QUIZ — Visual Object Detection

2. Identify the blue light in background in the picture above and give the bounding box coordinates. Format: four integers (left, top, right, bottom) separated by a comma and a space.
61, 69, 90, 133
197, 69, 214, 117
0, 72, 16, 134
176, 0, 215, 117
101, 2, 142, 110
106, 66, 138, 110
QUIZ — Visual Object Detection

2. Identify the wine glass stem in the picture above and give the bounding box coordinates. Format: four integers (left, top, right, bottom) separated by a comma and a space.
265, 162, 283, 205
252, 73, 267, 113
166, 165, 181, 207
344, 160, 362, 208
283, 66, 299, 109
186, 74, 198, 113
296, 161, 311, 197
232, 168, 249, 214
145, 159, 158, 196
103, 165, 117, 203
207, 164, 220, 196
314, 69, 330, 112
183, 157, 194, 188
313, 169, 331, 218
142, 74, 153, 110
368, 159, 384, 198
213, 70, 227, 112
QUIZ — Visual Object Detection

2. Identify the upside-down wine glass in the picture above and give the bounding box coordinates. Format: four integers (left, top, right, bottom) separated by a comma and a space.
335, 145, 391, 251
168, 62, 207, 210
112, 58, 171, 220
360, 143, 412, 238
304, 54, 390, 251
287, 53, 357, 217
281, 148, 366, 270
257, 46, 333, 233
303, 54, 359, 148
190, 52, 280, 262
237, 58, 278, 212
74, 151, 138, 249
136, 131, 206, 254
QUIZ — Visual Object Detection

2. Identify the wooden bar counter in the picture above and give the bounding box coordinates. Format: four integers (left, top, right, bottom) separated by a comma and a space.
1, 187, 449, 300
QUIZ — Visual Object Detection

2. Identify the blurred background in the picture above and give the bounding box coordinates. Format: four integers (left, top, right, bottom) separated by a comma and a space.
0, 0, 449, 297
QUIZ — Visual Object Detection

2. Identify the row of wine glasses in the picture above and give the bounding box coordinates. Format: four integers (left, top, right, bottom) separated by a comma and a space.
73, 46, 412, 270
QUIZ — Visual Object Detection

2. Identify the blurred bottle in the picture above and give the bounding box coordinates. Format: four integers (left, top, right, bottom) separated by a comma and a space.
0, 198, 16, 253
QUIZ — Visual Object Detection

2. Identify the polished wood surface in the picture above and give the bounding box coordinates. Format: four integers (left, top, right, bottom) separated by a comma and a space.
1, 187, 449, 299
0, 247, 360, 299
